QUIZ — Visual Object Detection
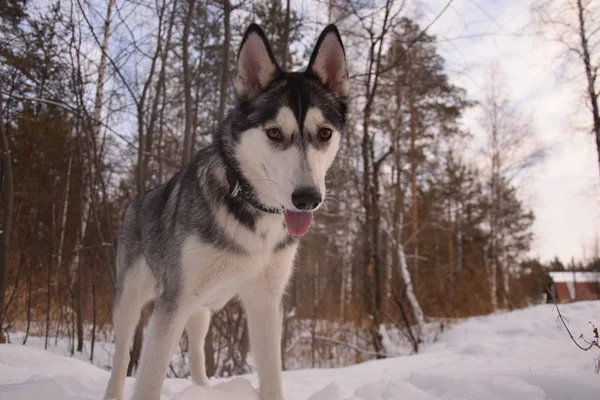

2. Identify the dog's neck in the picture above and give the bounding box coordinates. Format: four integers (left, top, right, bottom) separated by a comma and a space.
222, 163, 284, 215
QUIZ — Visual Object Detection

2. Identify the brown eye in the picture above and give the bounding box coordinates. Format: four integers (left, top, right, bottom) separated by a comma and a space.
318, 128, 332, 141
266, 127, 282, 141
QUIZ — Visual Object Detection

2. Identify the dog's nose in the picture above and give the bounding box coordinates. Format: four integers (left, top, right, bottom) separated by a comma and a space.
291, 187, 322, 211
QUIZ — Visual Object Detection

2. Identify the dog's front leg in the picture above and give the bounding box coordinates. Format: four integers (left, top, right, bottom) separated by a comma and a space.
243, 290, 285, 400
131, 299, 189, 400
241, 246, 296, 400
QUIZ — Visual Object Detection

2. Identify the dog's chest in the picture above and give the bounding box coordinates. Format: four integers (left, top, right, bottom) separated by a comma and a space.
181, 212, 290, 308
216, 206, 287, 253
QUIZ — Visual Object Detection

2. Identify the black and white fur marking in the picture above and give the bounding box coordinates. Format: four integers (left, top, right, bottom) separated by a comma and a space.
103, 23, 348, 400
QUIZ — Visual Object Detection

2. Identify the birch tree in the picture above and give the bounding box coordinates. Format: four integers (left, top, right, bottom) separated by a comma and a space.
0, 88, 13, 341
68, 0, 116, 354
479, 65, 542, 311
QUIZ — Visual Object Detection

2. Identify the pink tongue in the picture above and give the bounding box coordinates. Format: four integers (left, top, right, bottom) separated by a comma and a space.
284, 211, 313, 236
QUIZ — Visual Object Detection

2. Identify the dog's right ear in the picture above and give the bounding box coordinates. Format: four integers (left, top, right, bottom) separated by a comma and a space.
234, 24, 280, 101
306, 24, 349, 98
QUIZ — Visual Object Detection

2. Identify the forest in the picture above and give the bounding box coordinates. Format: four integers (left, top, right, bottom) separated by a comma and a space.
1, 0, 598, 379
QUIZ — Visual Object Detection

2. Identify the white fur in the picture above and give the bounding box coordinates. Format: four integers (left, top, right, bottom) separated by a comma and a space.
126, 231, 295, 400
104, 259, 158, 400
104, 210, 293, 400
185, 308, 212, 386
236, 107, 302, 210
236, 107, 340, 212
303, 108, 341, 196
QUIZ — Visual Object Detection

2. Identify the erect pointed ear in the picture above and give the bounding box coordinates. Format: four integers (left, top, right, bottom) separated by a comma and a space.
306, 24, 349, 98
235, 24, 280, 101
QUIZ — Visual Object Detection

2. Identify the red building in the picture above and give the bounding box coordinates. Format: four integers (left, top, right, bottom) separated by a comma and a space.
549, 272, 600, 302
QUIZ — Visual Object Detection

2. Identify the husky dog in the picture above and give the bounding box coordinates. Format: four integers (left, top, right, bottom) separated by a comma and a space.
103, 23, 348, 400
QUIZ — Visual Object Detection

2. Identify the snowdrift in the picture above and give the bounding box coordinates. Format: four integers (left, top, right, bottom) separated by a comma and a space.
1, 301, 600, 399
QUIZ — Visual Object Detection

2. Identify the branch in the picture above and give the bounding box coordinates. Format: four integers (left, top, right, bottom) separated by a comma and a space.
351, 0, 455, 79
1, 91, 168, 163
546, 287, 600, 351
292, 335, 391, 358
373, 146, 394, 172
75, 0, 138, 106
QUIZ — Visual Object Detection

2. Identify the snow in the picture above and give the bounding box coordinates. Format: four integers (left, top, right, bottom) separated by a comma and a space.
1, 301, 600, 400
172, 379, 260, 400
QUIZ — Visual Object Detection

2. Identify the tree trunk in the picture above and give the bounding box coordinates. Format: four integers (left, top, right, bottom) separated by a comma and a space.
488, 101, 500, 312
409, 88, 419, 284
396, 240, 424, 328
181, 0, 197, 166
90, 259, 97, 362
281, 0, 291, 70
383, 227, 425, 330
487, 167, 499, 312
456, 205, 463, 271
94, 0, 115, 131
217, 0, 231, 121
44, 256, 52, 350
56, 154, 72, 270
23, 256, 34, 345
146, 0, 177, 182
71, 0, 115, 353
0, 88, 13, 338
502, 258, 510, 310
76, 244, 84, 352
204, 326, 215, 378
576, 0, 600, 174
359, 0, 393, 357
488, 260, 498, 312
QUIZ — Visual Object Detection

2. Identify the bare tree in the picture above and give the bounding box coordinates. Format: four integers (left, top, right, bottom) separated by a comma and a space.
533, 0, 600, 173
479, 64, 543, 311
218, 0, 232, 121
145, 0, 178, 189
281, 0, 291, 71
0, 88, 13, 340
67, 0, 116, 353
575, 0, 600, 173
181, 0, 197, 166
354, 0, 396, 356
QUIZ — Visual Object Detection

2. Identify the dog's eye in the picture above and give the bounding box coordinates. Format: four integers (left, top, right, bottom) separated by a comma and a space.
266, 128, 283, 141
318, 128, 332, 141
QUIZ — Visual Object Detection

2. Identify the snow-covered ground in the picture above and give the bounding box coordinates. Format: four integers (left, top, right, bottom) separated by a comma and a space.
1, 301, 600, 400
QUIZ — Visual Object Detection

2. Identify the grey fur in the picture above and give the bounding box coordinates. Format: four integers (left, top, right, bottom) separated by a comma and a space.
104, 22, 348, 400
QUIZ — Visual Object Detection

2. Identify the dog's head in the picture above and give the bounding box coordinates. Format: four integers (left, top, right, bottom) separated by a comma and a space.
218, 24, 349, 236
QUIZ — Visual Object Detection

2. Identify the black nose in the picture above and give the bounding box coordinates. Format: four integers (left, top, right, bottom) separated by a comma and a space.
291, 187, 322, 211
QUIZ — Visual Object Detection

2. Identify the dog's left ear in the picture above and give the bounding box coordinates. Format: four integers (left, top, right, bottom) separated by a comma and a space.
307, 25, 349, 98
235, 24, 280, 101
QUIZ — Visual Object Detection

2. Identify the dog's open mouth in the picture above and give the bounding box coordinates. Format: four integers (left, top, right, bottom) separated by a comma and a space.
284, 211, 313, 236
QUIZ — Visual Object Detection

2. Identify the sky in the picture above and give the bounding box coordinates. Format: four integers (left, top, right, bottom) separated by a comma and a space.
412, 0, 600, 263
